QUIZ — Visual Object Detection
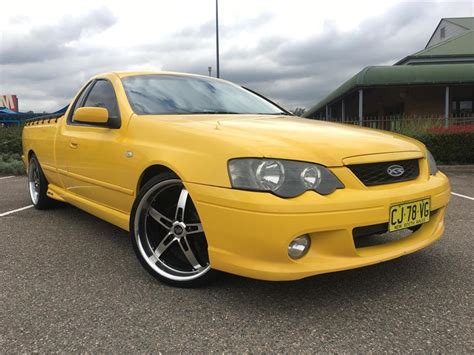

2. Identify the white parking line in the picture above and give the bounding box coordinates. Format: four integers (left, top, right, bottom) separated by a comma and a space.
0, 205, 34, 217
0, 176, 15, 180
451, 192, 474, 201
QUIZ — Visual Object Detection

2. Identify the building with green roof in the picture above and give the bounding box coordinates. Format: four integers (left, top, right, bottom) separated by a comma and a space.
305, 17, 474, 125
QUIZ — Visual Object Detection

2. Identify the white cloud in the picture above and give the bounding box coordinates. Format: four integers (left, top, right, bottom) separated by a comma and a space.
0, 0, 473, 112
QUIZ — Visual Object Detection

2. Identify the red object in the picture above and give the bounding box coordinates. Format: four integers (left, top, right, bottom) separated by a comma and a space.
428, 124, 474, 133
0, 95, 19, 112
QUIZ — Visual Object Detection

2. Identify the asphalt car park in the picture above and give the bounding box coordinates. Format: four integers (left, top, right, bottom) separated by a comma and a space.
1, 170, 473, 353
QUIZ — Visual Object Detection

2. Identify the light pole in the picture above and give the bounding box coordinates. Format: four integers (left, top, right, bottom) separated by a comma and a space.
215, 0, 220, 78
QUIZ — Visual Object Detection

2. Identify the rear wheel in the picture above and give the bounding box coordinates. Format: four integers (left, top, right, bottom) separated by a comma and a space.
28, 155, 55, 209
130, 173, 217, 287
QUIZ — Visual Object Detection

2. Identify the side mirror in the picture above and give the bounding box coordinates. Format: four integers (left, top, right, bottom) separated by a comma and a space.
73, 107, 109, 124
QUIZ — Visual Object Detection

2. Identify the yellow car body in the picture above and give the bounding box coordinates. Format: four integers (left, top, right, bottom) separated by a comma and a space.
22, 71, 450, 282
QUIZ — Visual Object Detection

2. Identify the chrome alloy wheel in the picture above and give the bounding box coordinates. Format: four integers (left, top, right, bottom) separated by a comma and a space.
28, 159, 40, 205
134, 179, 211, 281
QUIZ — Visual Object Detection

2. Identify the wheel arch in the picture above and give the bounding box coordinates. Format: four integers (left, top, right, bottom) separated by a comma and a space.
27, 149, 36, 161
26, 149, 36, 172
137, 164, 180, 192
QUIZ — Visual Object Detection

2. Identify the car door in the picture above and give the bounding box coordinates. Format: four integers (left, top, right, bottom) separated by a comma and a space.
60, 79, 135, 213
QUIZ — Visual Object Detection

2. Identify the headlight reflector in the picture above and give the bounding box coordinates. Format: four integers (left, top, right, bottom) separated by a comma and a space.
255, 160, 285, 191
300, 166, 322, 189
427, 150, 438, 176
228, 158, 344, 198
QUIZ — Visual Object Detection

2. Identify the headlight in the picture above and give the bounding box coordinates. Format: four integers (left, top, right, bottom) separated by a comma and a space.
228, 158, 344, 198
255, 160, 285, 191
426, 150, 438, 176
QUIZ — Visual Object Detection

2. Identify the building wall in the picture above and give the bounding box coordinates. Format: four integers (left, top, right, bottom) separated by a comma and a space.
362, 86, 445, 117
426, 20, 467, 48
403, 86, 445, 115
310, 84, 474, 120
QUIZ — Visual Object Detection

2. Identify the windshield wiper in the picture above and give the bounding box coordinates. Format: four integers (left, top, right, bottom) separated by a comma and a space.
255, 112, 290, 116
181, 111, 290, 115
180, 110, 242, 114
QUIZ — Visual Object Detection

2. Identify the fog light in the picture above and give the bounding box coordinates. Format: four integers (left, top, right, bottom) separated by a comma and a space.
288, 234, 311, 259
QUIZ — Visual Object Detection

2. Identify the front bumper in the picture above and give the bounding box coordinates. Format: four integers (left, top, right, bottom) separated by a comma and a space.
185, 165, 450, 281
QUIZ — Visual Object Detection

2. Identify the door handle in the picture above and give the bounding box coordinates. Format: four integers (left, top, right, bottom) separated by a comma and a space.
69, 140, 78, 149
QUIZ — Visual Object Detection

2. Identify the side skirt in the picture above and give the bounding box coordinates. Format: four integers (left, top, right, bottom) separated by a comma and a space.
47, 184, 130, 231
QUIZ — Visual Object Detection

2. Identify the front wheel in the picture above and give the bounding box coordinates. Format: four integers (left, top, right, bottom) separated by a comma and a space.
130, 173, 217, 287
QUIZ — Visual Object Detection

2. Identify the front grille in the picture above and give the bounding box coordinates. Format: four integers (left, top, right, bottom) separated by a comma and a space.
348, 159, 419, 186
353, 227, 414, 248
352, 209, 438, 248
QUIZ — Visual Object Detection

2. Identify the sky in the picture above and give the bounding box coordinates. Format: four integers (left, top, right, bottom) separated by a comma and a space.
0, 0, 473, 112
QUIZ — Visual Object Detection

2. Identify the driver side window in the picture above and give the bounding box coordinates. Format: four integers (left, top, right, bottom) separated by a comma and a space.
68, 79, 121, 128
68, 81, 92, 123
83, 80, 119, 119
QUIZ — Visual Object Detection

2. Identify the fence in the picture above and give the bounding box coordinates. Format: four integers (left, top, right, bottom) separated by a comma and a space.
323, 113, 474, 134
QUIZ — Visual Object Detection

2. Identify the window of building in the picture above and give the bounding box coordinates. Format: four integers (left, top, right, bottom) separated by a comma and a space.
452, 101, 457, 111
440, 27, 446, 39
452, 99, 473, 115
459, 100, 473, 113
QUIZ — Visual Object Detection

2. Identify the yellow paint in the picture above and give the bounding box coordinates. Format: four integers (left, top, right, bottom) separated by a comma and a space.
22, 71, 451, 281
73, 107, 109, 124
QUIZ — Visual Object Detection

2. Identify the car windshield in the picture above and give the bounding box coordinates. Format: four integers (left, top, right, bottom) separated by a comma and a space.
121, 74, 286, 115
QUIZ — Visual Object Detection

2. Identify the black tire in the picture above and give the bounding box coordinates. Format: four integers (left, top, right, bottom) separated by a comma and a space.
130, 172, 218, 288
28, 155, 56, 210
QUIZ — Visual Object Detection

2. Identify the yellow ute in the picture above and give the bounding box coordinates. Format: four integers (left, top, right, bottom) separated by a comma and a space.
22, 72, 450, 287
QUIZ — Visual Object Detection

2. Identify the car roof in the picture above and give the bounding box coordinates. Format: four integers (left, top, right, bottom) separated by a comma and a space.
99, 71, 216, 80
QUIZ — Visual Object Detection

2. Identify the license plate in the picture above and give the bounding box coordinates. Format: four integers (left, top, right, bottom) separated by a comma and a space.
389, 198, 430, 232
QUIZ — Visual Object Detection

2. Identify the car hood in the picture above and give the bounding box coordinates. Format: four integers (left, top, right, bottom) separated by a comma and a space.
158, 114, 424, 167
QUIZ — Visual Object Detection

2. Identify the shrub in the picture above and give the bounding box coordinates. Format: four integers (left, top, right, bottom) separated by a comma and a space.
0, 153, 25, 175
0, 127, 24, 175
0, 126, 23, 155
410, 131, 474, 164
